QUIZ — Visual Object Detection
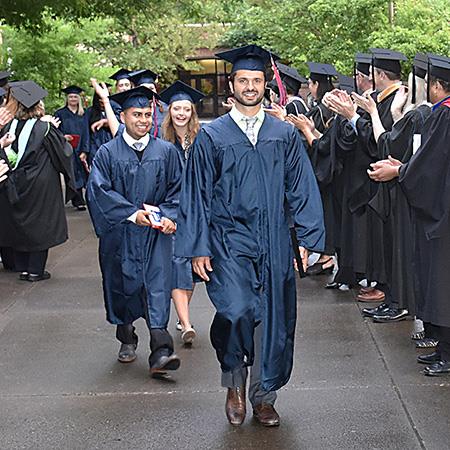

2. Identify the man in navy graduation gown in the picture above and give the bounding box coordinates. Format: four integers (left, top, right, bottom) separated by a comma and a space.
176, 45, 325, 426
87, 86, 183, 376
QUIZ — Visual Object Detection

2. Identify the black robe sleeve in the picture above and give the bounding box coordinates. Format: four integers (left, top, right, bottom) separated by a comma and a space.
399, 105, 450, 239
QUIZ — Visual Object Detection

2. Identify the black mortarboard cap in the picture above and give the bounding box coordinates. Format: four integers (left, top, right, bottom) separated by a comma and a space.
109, 86, 159, 111
159, 80, 205, 105
267, 78, 280, 96
0, 71, 10, 87
307, 62, 338, 82
128, 69, 158, 86
109, 69, 131, 81
9, 80, 48, 108
428, 54, 450, 83
337, 74, 356, 94
62, 85, 84, 95
276, 62, 307, 92
355, 53, 371, 76
216, 45, 279, 73
370, 48, 407, 74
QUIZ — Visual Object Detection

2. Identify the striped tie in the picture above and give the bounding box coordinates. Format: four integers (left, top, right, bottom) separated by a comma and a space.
244, 117, 258, 145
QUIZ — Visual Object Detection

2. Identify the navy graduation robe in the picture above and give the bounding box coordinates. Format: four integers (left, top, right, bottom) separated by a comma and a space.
54, 106, 86, 189
87, 134, 182, 327
175, 113, 325, 391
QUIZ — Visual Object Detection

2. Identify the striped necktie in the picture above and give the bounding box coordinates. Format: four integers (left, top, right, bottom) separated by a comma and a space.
244, 116, 258, 145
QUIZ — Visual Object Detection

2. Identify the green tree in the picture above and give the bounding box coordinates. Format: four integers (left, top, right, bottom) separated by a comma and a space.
221, 0, 450, 75
1, 17, 115, 112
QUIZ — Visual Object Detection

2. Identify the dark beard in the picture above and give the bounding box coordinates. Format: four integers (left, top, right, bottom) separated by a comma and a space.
234, 90, 264, 107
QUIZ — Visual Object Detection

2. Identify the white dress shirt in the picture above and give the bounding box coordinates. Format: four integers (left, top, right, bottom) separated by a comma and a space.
229, 105, 265, 143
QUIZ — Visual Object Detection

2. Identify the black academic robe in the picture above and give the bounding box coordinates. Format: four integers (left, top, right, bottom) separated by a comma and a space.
307, 117, 344, 255
399, 100, 450, 327
86, 134, 182, 327
0, 120, 75, 252
286, 97, 309, 116
54, 106, 86, 189
352, 89, 399, 284
306, 103, 333, 134
372, 104, 431, 311
175, 113, 325, 391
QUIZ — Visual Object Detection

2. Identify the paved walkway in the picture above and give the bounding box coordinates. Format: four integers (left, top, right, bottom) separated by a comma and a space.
0, 210, 449, 449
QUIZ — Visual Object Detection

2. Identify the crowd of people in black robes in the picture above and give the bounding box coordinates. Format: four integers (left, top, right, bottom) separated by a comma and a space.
0, 44, 449, 394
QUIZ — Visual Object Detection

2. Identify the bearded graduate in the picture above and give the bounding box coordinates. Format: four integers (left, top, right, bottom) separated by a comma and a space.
86, 86, 183, 377
175, 44, 324, 427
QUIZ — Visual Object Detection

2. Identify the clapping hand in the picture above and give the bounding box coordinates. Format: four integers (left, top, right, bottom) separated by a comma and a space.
326, 90, 357, 119
0, 159, 9, 182
367, 155, 402, 182
0, 132, 16, 149
352, 91, 377, 115
0, 107, 13, 127
264, 103, 286, 121
41, 115, 61, 128
286, 114, 315, 133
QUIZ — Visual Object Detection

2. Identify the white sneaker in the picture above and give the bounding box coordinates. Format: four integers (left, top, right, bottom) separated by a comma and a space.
181, 327, 196, 345
176, 320, 182, 331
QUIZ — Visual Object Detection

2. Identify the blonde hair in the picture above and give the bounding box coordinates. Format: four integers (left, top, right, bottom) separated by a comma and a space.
15, 100, 45, 120
65, 95, 84, 116
403, 73, 429, 114
162, 102, 200, 146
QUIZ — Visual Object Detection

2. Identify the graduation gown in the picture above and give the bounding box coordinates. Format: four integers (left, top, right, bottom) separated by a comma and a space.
171, 139, 195, 290
353, 89, 399, 284
80, 107, 113, 164
286, 97, 308, 116
306, 103, 333, 134
86, 134, 182, 326
175, 113, 325, 391
399, 99, 450, 327
0, 120, 75, 252
373, 104, 431, 310
307, 117, 344, 255
54, 106, 86, 189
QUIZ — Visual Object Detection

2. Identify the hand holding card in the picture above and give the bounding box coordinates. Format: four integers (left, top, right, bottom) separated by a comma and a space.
143, 204, 163, 229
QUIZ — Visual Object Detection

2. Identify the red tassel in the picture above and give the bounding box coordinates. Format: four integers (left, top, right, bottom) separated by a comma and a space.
271, 55, 288, 107
152, 97, 158, 138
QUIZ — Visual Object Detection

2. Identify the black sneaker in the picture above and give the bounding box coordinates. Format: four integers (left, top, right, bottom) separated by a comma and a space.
362, 303, 389, 318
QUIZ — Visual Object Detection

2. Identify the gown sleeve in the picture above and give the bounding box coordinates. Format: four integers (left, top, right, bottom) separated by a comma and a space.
86, 145, 139, 237
284, 128, 325, 252
175, 129, 217, 258
157, 144, 182, 222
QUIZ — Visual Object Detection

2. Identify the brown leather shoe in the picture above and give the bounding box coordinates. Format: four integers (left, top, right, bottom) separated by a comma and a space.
253, 403, 280, 427
356, 288, 385, 302
358, 286, 374, 295
225, 386, 246, 426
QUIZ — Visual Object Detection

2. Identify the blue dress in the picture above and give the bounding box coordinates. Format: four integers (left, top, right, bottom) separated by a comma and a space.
175, 113, 325, 391
54, 106, 86, 189
171, 139, 196, 290
86, 134, 182, 327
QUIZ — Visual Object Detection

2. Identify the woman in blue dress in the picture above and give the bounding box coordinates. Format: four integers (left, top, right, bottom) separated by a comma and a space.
160, 81, 205, 345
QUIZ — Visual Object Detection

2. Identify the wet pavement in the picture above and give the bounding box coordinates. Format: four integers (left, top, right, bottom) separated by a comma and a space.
0, 209, 449, 449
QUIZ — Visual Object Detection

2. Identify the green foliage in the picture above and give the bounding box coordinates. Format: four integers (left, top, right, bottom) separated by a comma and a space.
1, 17, 115, 112
221, 0, 450, 76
